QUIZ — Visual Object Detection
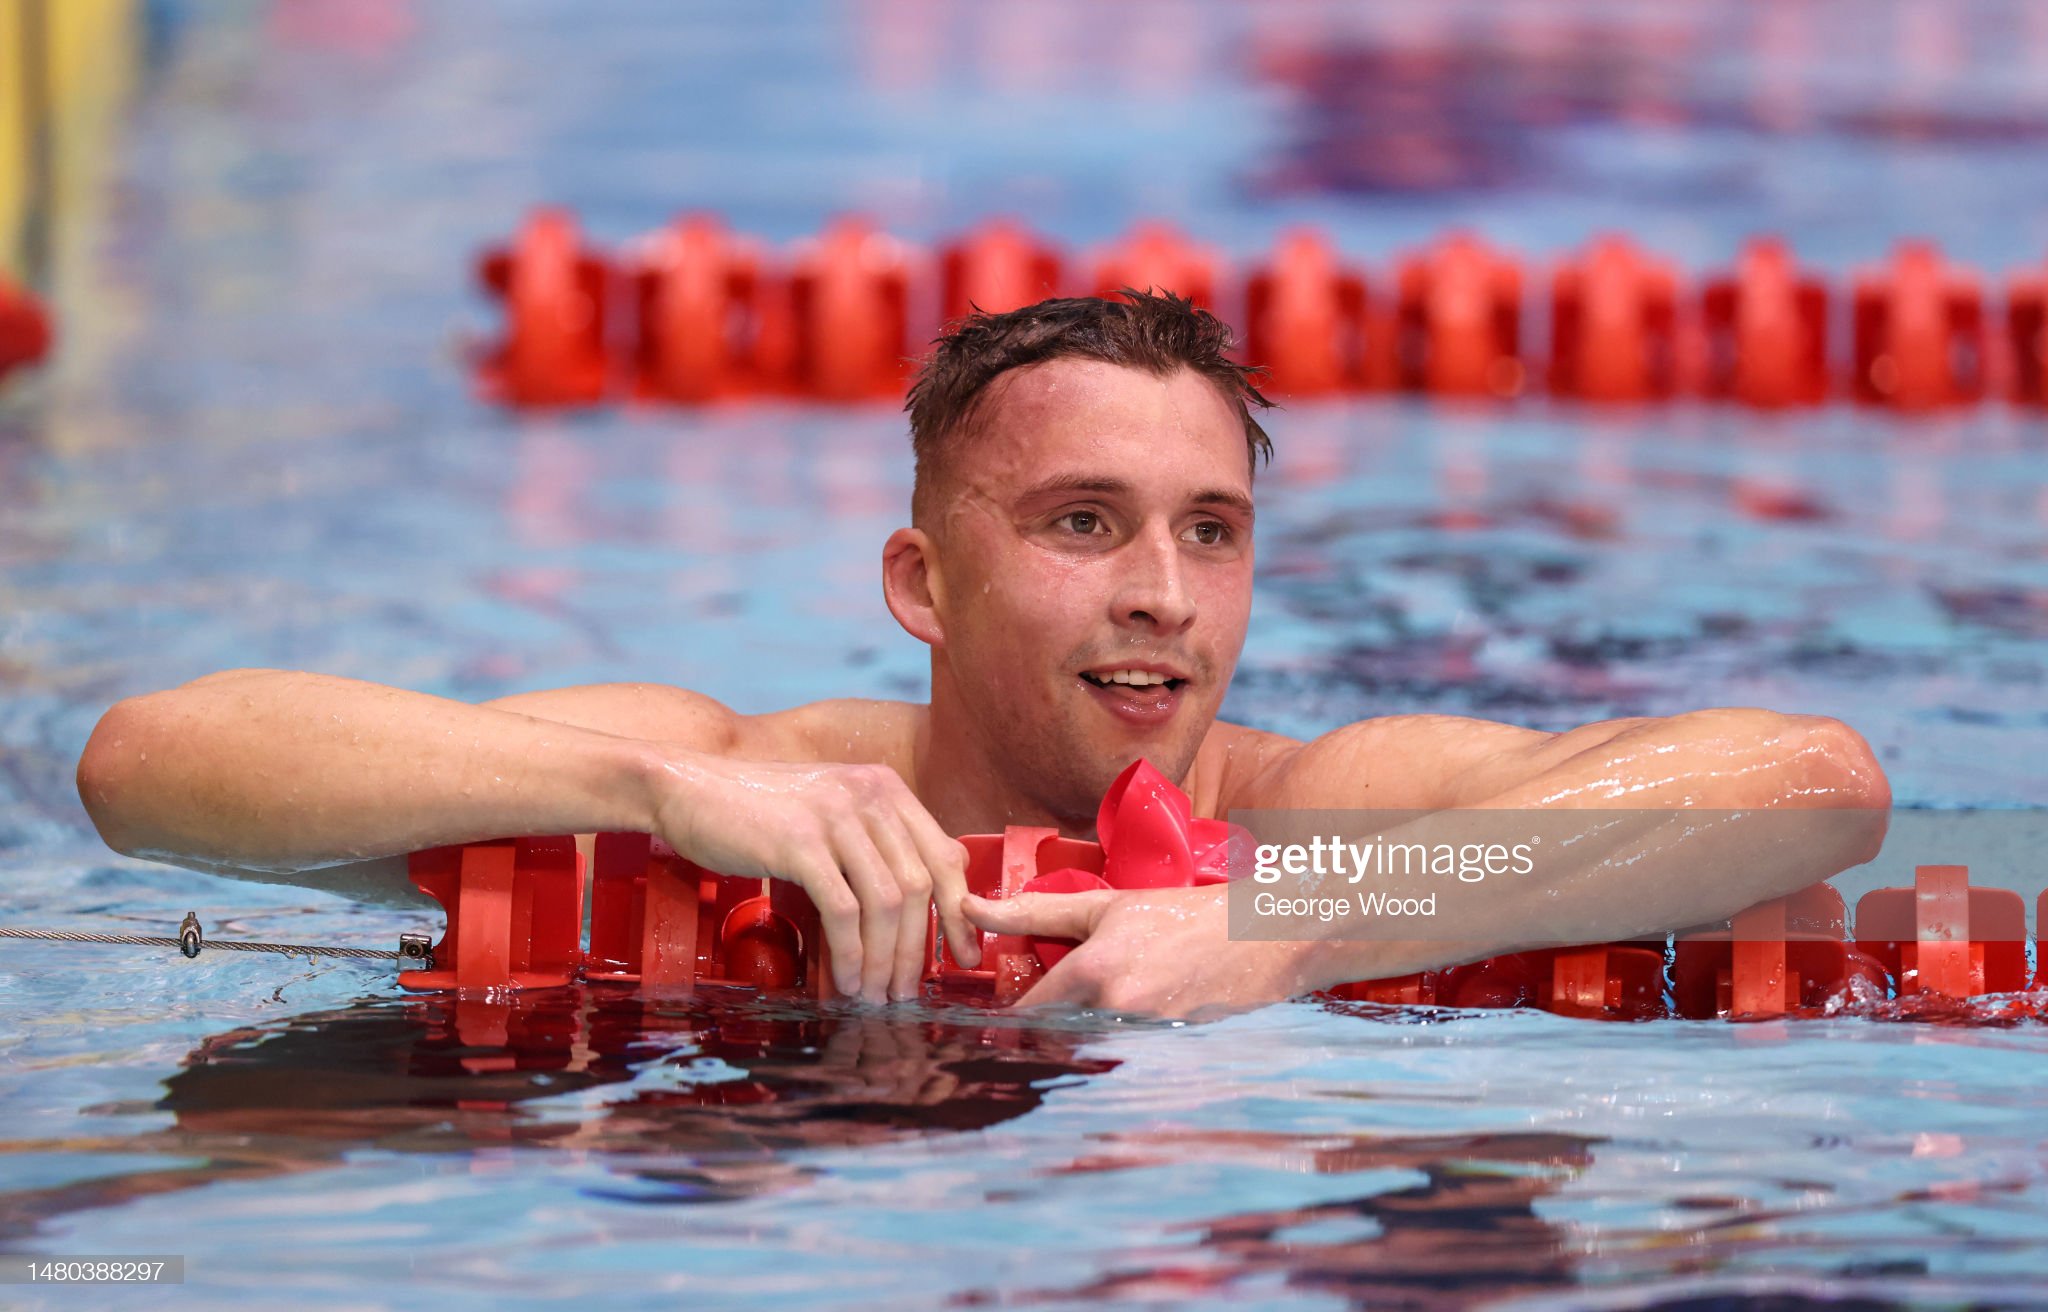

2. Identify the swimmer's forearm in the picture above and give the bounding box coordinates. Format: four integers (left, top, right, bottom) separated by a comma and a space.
1291, 805, 1888, 989
76, 670, 666, 872
1285, 712, 1892, 989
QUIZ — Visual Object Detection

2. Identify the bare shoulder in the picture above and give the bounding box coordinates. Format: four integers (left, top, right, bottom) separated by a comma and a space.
745, 697, 924, 771
1189, 719, 1304, 819
481, 683, 922, 768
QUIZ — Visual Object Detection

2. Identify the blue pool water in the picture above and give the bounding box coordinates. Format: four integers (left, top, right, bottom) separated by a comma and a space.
4, 1, 2048, 1306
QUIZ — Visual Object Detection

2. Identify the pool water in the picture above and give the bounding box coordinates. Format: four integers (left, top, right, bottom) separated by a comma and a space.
4, 1, 2048, 1306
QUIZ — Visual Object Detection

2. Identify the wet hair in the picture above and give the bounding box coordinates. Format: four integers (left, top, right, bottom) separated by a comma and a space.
904, 288, 1275, 528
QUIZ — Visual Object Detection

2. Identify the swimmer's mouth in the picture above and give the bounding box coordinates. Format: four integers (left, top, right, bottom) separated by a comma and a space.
1078, 668, 1188, 692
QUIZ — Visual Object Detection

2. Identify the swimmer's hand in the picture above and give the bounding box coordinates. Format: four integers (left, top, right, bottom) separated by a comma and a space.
649, 750, 978, 1003
960, 885, 1318, 1020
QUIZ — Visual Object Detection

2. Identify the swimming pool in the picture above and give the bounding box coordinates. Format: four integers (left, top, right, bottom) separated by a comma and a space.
5, 1, 2048, 1306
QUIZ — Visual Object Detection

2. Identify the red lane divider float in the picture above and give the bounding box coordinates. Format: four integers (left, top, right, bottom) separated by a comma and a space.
1550, 235, 1681, 403
1394, 230, 1525, 399
943, 219, 1063, 322
402, 778, 2048, 1023
475, 208, 614, 406
1329, 943, 1667, 1021
1242, 227, 1375, 397
1855, 864, 2028, 998
405, 836, 585, 991
0, 274, 53, 385
470, 210, 2048, 413
788, 215, 915, 401
2010, 255, 2048, 405
1089, 221, 1220, 310
582, 831, 831, 997
1852, 242, 1988, 410
1672, 883, 1887, 1019
629, 213, 771, 403
1700, 238, 1830, 407
1453, 943, 1667, 1020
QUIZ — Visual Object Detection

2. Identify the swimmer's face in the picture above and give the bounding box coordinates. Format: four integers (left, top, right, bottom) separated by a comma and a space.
899, 358, 1255, 824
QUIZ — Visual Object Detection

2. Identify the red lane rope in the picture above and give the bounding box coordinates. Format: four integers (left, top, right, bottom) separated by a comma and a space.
470, 209, 2048, 413
400, 769, 2048, 1024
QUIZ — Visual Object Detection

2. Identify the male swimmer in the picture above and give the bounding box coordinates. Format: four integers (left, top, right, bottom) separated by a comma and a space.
75, 291, 1891, 1017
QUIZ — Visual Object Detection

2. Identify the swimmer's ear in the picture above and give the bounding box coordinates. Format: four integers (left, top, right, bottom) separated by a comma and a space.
883, 527, 945, 645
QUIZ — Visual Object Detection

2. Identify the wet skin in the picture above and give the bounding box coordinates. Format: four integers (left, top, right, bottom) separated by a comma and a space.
883, 358, 1261, 835
79, 361, 1891, 1017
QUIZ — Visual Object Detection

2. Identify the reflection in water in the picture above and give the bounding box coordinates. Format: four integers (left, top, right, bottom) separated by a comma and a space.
6, 983, 2045, 1303
967, 1126, 1594, 1308
0, 982, 1629, 1305
0, 986, 1116, 1238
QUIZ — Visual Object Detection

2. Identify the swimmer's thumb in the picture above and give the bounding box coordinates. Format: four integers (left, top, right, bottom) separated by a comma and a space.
962, 889, 1112, 940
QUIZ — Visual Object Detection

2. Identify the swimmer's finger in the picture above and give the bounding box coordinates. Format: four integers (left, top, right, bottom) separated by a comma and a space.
961, 889, 1113, 941
864, 813, 935, 1001
789, 846, 864, 997
898, 808, 976, 969
1011, 947, 1106, 1010
831, 819, 903, 1003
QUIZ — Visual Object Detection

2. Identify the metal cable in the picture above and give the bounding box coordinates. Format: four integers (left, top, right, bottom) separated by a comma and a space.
0, 912, 421, 965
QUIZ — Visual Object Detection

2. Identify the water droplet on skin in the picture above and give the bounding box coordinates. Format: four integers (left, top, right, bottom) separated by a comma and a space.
138, 752, 147, 762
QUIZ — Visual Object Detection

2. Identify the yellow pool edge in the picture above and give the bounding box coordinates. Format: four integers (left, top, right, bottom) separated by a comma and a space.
1, 0, 138, 284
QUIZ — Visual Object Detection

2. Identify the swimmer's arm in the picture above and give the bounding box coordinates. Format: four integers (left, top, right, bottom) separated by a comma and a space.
74, 670, 729, 890
79, 672, 967, 998
1223, 708, 1883, 812
77, 675, 905, 880
965, 709, 1891, 1016
1228, 704, 1884, 933
1253, 704, 1892, 974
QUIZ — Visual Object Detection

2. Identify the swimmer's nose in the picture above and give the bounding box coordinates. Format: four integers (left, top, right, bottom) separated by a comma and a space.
1113, 523, 1196, 634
